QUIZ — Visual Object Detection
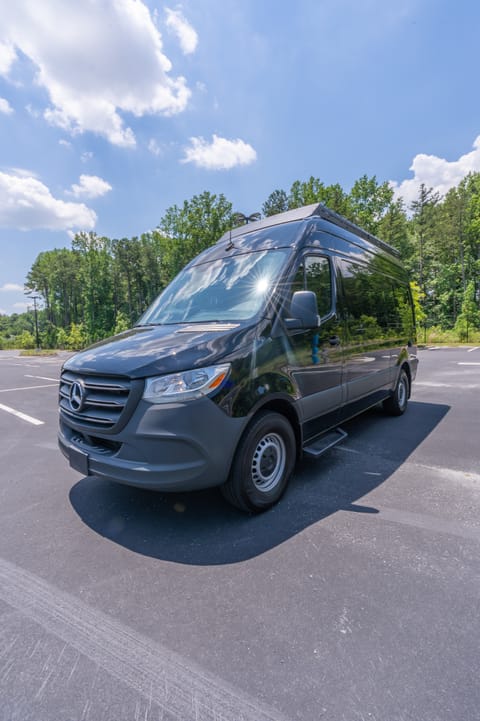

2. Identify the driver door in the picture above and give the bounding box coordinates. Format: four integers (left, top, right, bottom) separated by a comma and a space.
286, 254, 344, 440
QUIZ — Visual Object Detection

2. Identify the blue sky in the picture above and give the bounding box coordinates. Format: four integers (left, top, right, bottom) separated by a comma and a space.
1, 0, 480, 315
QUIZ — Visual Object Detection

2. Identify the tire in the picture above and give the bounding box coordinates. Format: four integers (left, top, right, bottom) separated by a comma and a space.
221, 411, 296, 513
383, 369, 409, 416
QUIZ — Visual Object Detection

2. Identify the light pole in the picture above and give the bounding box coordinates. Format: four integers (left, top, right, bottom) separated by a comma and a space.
226, 212, 261, 251
25, 292, 40, 349
232, 212, 261, 226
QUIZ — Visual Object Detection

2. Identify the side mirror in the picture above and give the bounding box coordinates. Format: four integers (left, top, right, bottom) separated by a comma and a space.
285, 290, 320, 329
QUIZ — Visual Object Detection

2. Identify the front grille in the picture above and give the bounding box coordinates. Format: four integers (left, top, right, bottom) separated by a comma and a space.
59, 371, 138, 431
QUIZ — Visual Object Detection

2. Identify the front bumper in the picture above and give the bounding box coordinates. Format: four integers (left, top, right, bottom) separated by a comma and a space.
59, 397, 246, 491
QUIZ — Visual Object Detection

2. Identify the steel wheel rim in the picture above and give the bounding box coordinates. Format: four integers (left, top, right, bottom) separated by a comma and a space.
398, 377, 407, 408
251, 432, 286, 493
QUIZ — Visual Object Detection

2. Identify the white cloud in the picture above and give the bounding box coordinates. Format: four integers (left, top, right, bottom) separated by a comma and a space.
0, 283, 24, 292
59, 139, 71, 148
392, 135, 480, 206
0, 170, 96, 231
0, 1, 191, 147
0, 97, 13, 114
13, 301, 30, 310
0, 41, 15, 75
148, 138, 163, 156
165, 7, 198, 55
25, 103, 40, 118
182, 134, 257, 170
68, 174, 112, 199
81, 152, 94, 163
7, 167, 39, 179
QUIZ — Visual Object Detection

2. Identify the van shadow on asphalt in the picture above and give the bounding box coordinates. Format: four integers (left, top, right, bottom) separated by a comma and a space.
69, 401, 449, 565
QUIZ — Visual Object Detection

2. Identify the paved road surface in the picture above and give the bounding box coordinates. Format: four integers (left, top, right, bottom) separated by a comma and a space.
0, 347, 479, 721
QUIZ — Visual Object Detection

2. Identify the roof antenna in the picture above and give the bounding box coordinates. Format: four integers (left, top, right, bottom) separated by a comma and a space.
226, 226, 235, 251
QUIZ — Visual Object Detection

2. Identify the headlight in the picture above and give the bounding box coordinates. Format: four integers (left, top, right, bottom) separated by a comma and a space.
142, 364, 230, 404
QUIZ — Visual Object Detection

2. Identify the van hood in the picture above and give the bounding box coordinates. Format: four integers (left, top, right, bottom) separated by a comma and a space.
63, 322, 256, 378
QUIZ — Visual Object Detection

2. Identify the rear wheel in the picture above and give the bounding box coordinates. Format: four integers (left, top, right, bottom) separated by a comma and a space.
383, 369, 409, 416
221, 411, 296, 513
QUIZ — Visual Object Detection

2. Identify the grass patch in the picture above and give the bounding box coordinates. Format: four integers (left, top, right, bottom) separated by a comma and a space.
19, 349, 59, 357
417, 326, 480, 345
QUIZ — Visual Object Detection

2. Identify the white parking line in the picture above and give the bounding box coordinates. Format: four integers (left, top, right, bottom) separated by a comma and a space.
467, 347, 479, 352
0, 384, 58, 393
416, 381, 480, 389
25, 374, 59, 382
458, 362, 480, 366
0, 403, 44, 425
416, 381, 452, 387
0, 558, 287, 721
8, 363, 41, 367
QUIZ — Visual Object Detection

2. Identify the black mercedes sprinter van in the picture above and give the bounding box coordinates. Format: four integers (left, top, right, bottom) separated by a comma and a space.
59, 204, 418, 512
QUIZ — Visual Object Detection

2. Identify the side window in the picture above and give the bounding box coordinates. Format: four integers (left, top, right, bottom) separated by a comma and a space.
292, 256, 333, 318
390, 281, 415, 338
338, 259, 388, 338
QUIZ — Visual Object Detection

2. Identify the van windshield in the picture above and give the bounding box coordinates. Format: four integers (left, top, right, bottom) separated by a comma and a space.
139, 249, 290, 324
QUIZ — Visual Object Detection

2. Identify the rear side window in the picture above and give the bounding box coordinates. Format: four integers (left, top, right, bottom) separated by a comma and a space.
389, 281, 415, 339
291, 255, 333, 318
337, 258, 414, 341
337, 259, 388, 337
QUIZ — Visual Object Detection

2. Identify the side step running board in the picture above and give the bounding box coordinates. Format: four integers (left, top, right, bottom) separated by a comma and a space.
303, 427, 348, 458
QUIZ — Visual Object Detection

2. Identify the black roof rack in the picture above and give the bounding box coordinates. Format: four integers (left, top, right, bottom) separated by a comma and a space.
220, 203, 400, 258
310, 204, 400, 258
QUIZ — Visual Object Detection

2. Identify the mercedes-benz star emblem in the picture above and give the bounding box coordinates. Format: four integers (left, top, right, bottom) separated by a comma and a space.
69, 380, 85, 412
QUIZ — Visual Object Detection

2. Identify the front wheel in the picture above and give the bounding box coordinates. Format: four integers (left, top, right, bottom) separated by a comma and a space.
383, 369, 409, 416
221, 411, 296, 513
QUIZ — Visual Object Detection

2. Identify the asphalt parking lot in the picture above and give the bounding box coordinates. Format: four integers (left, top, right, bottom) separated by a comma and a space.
0, 347, 479, 721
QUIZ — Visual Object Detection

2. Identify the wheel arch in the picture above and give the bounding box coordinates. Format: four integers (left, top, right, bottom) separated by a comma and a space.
243, 397, 302, 461
401, 361, 412, 398
221, 403, 299, 512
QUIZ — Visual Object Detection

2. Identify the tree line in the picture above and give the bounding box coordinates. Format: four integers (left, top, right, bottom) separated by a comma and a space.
1, 173, 479, 349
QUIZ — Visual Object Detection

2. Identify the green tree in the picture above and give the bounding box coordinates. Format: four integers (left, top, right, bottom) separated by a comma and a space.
56, 327, 69, 349
19, 173, 480, 341
158, 191, 233, 280
26, 248, 83, 328
349, 175, 393, 234
40, 320, 58, 349
410, 184, 441, 296
67, 323, 88, 350
72, 233, 115, 341
18, 330, 35, 349
288, 177, 326, 207
319, 183, 352, 216
114, 311, 131, 334
262, 189, 288, 217
110, 233, 164, 325
454, 281, 480, 341
464, 173, 480, 289
377, 198, 411, 259
410, 281, 426, 332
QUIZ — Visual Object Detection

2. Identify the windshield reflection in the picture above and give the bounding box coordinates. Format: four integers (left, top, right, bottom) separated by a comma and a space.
140, 250, 290, 324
